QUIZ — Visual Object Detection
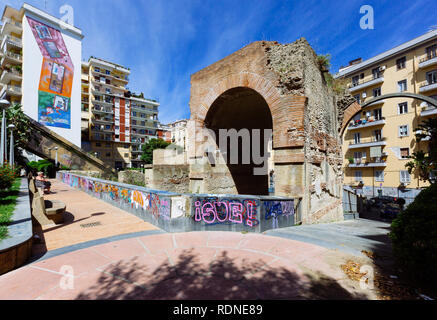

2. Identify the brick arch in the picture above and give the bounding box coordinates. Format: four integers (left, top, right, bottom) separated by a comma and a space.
193, 72, 282, 123
192, 72, 307, 149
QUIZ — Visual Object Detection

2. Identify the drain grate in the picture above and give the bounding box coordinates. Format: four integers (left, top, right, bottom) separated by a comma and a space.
80, 221, 102, 228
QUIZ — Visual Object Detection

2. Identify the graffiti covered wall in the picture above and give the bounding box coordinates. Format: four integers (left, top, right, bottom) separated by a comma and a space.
58, 172, 299, 233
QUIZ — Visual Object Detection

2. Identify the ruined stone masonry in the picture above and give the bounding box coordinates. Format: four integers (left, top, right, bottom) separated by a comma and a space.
152, 38, 353, 224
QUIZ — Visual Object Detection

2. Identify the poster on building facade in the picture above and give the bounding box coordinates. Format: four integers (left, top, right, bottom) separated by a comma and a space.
27, 17, 74, 129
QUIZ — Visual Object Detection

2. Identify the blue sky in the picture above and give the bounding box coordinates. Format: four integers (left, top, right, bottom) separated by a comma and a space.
2, 0, 437, 123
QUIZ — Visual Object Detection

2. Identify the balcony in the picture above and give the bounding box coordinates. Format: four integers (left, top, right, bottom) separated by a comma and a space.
421, 106, 437, 117
0, 68, 22, 83
94, 118, 113, 124
92, 107, 113, 115
349, 75, 384, 93
348, 137, 386, 149
92, 98, 113, 107
418, 53, 437, 69
419, 80, 437, 93
1, 50, 22, 65
1, 84, 21, 96
347, 118, 386, 131
2, 35, 22, 49
1, 18, 22, 34
348, 160, 387, 168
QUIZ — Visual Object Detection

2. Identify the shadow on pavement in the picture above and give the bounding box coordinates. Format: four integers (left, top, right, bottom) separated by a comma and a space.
75, 249, 368, 300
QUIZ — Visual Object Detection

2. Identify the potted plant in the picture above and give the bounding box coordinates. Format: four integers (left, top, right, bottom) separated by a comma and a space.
348, 157, 354, 164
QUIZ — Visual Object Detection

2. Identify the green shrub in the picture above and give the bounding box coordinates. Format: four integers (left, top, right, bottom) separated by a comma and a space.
389, 183, 437, 285
0, 164, 17, 191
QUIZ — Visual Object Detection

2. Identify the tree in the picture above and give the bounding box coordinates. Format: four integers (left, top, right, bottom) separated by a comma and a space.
405, 117, 437, 183
140, 138, 171, 164
0, 103, 31, 148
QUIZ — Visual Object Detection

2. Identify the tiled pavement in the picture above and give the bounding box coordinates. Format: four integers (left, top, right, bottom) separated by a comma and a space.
0, 179, 380, 300
32, 179, 158, 256
0, 231, 378, 300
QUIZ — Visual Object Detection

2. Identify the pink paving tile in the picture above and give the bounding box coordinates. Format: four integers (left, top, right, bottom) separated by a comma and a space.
0, 267, 63, 300
209, 248, 276, 281
236, 233, 283, 253
207, 231, 245, 249
36, 270, 110, 300
91, 238, 148, 261
137, 234, 175, 254
173, 232, 209, 249
32, 248, 113, 276
97, 253, 177, 289
167, 247, 218, 276
269, 242, 328, 264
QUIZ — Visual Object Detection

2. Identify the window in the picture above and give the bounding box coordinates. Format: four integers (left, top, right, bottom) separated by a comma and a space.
352, 75, 359, 86
400, 170, 411, 183
426, 44, 437, 60
374, 129, 382, 142
372, 67, 381, 79
355, 171, 363, 182
354, 132, 361, 144
354, 151, 366, 161
105, 152, 111, 157
105, 70, 111, 75
426, 70, 437, 85
115, 126, 119, 130
95, 142, 101, 147
105, 143, 111, 148
373, 87, 381, 97
399, 125, 409, 137
375, 170, 384, 182
398, 79, 407, 92
95, 67, 100, 73
354, 94, 360, 104
398, 102, 408, 114
373, 108, 382, 120
396, 57, 406, 70
430, 170, 437, 183
124, 153, 129, 158
106, 88, 111, 94
400, 148, 410, 159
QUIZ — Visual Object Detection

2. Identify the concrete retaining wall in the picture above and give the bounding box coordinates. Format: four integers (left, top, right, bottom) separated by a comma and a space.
57, 172, 301, 233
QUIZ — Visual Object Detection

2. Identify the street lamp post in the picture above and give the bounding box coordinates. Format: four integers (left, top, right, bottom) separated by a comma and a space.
54, 147, 59, 167
0, 99, 11, 166
8, 124, 15, 166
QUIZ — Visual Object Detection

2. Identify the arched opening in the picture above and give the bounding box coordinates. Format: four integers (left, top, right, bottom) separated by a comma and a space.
204, 87, 273, 195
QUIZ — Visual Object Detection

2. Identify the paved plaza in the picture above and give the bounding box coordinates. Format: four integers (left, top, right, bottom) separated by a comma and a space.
0, 180, 383, 300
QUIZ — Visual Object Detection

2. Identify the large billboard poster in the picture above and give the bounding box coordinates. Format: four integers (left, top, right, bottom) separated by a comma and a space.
27, 17, 74, 129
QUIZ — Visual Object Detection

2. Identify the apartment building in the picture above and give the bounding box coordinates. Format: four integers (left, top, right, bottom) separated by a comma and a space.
168, 119, 188, 150
81, 57, 159, 170
336, 29, 437, 201
0, 4, 83, 146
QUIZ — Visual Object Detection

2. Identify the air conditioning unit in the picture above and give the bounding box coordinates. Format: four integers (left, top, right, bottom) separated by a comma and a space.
380, 66, 386, 71
362, 92, 367, 98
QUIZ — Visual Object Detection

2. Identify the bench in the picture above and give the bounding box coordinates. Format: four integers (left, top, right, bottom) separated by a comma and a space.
29, 178, 66, 226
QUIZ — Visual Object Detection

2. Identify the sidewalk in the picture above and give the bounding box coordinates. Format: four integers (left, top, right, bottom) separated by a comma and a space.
32, 179, 158, 257
0, 231, 377, 300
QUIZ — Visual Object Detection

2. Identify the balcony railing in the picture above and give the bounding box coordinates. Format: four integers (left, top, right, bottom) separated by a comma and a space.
349, 75, 384, 92
4, 35, 22, 48
419, 52, 437, 64
349, 137, 386, 148
348, 117, 386, 131
4, 84, 22, 95
1, 18, 22, 29
419, 79, 437, 93
3, 51, 22, 62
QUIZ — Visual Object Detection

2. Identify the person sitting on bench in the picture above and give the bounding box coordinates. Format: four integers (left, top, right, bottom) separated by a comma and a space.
35, 172, 51, 194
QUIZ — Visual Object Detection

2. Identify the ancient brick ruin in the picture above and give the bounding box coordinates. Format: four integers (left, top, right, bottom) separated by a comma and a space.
183, 38, 348, 224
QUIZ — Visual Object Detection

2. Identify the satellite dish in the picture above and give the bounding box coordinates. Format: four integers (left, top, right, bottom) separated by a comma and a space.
420, 102, 428, 108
